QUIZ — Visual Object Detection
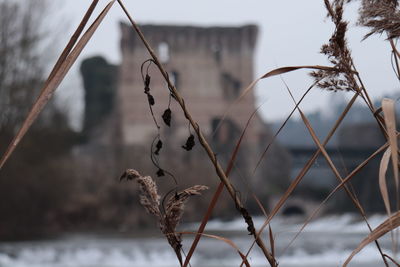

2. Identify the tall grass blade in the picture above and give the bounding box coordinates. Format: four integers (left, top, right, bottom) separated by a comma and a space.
214, 65, 337, 136
181, 232, 251, 267
344, 211, 400, 267
239, 65, 339, 100
253, 81, 316, 175
298, 105, 389, 263
382, 98, 399, 190
284, 137, 391, 256
44, 0, 100, 87
0, 1, 116, 170
118, 2, 277, 263
380, 148, 393, 217
379, 147, 397, 255
240, 93, 385, 267
183, 108, 261, 267
269, 225, 275, 260
382, 98, 399, 255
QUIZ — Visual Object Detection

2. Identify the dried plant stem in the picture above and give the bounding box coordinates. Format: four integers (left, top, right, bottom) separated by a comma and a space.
183, 107, 261, 267
240, 91, 359, 266
284, 139, 393, 255
116, 0, 276, 266
389, 39, 400, 81
284, 79, 388, 267
350, 61, 386, 132
240, 92, 388, 267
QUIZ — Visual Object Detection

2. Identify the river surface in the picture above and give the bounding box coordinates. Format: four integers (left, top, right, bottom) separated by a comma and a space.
0, 214, 397, 266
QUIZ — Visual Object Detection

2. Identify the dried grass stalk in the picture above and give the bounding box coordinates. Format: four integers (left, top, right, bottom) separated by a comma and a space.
120, 169, 161, 217
344, 211, 400, 266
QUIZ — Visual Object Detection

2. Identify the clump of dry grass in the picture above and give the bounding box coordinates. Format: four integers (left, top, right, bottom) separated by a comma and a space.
120, 169, 208, 266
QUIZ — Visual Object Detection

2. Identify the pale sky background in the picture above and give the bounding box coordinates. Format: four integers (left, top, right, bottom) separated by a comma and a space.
53, 0, 399, 129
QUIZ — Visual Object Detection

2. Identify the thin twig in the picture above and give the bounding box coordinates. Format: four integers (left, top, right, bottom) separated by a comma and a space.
116, 0, 277, 265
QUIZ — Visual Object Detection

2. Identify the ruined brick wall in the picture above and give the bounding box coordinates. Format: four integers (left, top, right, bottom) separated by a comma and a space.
117, 23, 263, 148
77, 24, 291, 218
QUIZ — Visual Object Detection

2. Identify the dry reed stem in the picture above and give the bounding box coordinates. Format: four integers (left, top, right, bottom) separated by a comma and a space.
344, 211, 400, 266
389, 38, 400, 80
285, 138, 394, 255
382, 99, 399, 189
116, 1, 277, 265
252, 81, 317, 175
183, 108, 260, 266
43, 0, 100, 88
379, 148, 393, 221
299, 110, 366, 212
241, 92, 366, 266
381, 98, 399, 255
214, 66, 338, 137
283, 77, 388, 264
180, 232, 251, 267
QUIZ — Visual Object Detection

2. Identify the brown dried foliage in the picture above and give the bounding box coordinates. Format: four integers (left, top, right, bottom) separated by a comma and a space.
120, 169, 208, 266
357, 0, 400, 39
311, 0, 359, 92
165, 185, 208, 230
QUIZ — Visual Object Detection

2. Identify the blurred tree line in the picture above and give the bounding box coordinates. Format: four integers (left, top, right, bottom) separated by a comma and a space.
0, 0, 79, 239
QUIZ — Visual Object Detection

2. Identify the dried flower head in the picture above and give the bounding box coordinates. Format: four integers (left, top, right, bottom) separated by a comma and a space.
165, 185, 209, 230
121, 169, 208, 266
357, 0, 400, 39
121, 169, 161, 217
311, 0, 359, 92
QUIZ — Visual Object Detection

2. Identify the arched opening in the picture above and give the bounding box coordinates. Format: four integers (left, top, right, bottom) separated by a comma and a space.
282, 205, 305, 216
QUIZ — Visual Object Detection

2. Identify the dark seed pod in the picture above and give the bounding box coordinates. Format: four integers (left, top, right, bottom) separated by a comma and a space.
145, 74, 151, 87
162, 108, 172, 126
156, 168, 165, 177
154, 140, 163, 155
182, 134, 195, 151
144, 74, 151, 93
147, 94, 155, 106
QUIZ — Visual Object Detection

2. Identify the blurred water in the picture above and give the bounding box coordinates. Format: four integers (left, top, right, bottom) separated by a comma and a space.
0, 214, 396, 267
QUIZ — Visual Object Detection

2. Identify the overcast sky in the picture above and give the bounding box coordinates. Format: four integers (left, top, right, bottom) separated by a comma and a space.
55, 0, 399, 127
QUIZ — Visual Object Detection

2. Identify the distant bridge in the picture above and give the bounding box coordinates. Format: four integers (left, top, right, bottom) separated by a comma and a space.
287, 146, 380, 169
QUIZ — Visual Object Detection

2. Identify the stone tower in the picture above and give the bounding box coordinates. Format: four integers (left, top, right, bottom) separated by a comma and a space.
118, 23, 263, 158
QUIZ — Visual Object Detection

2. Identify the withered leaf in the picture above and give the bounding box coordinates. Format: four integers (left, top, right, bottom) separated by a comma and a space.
182, 134, 195, 151
162, 108, 172, 126
145, 74, 151, 87
147, 94, 155, 106
154, 140, 163, 155
157, 168, 165, 177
